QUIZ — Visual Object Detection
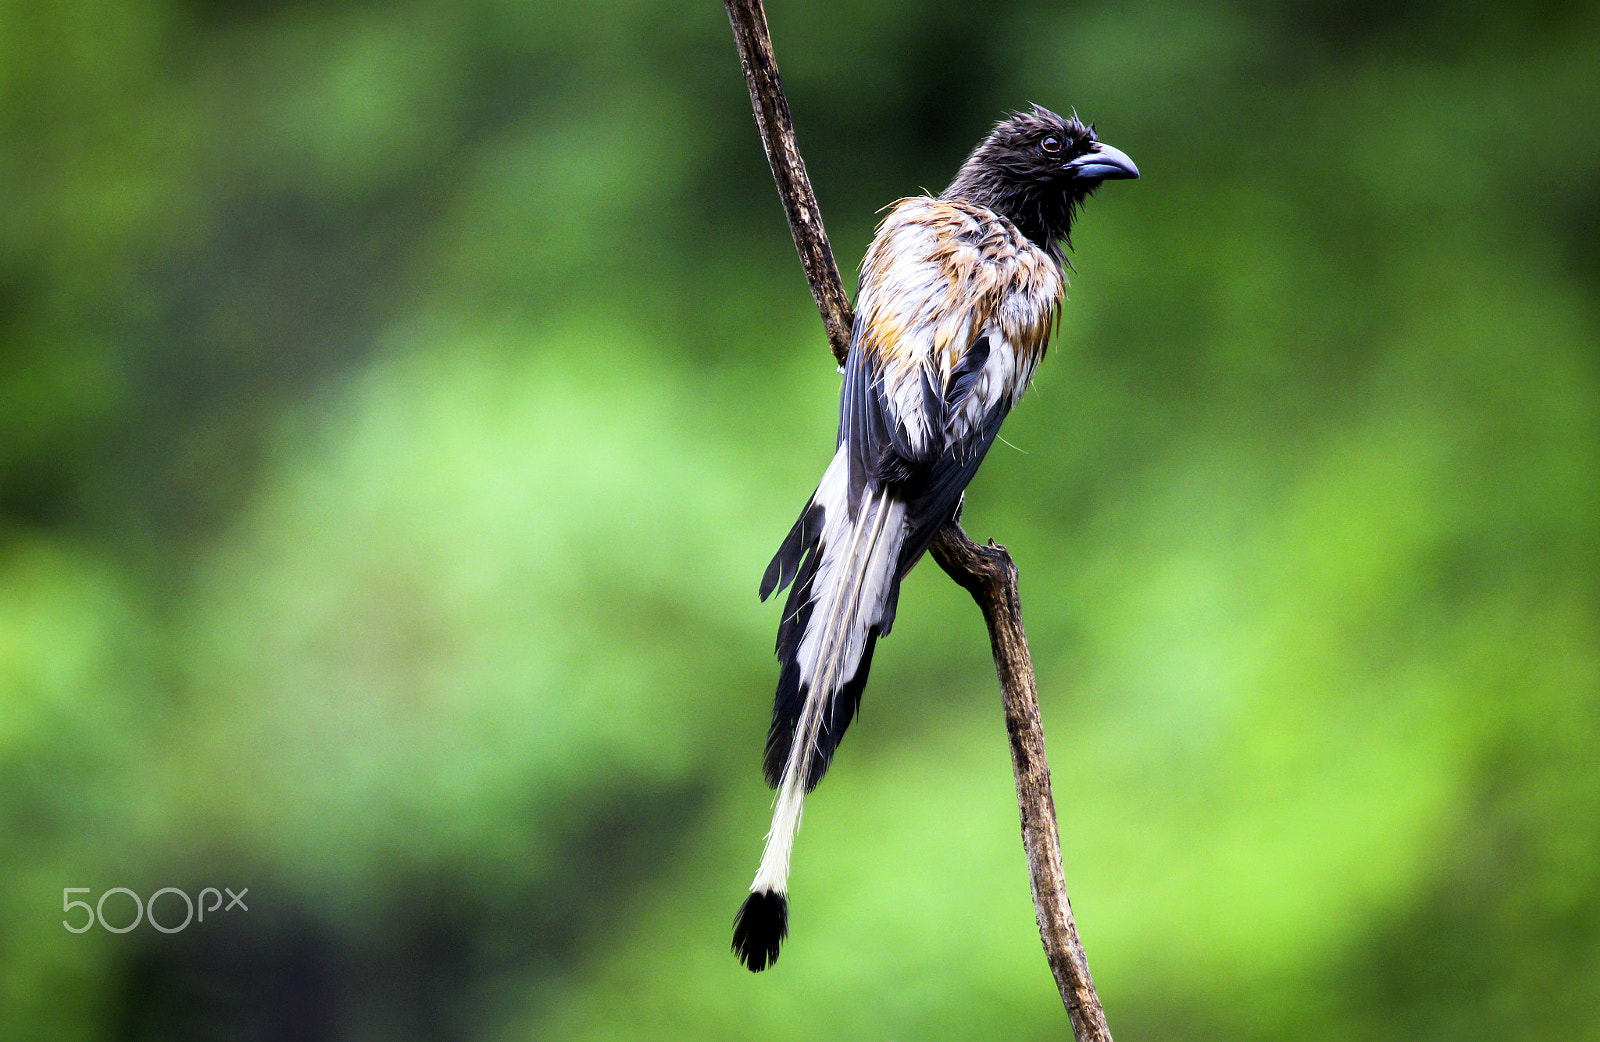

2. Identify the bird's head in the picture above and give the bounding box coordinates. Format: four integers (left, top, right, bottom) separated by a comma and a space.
943, 105, 1138, 253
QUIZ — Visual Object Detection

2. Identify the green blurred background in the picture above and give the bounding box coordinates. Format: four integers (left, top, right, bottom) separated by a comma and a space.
3, 0, 1599, 1038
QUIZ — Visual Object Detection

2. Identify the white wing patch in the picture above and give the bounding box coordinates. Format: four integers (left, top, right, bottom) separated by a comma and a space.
947, 328, 1017, 441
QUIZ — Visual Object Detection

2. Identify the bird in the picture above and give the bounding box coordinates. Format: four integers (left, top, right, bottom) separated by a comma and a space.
732, 105, 1138, 972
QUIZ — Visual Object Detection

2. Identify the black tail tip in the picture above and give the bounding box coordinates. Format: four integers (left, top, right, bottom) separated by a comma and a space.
732, 889, 788, 972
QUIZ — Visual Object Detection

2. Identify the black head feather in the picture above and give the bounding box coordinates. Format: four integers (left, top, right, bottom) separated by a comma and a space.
941, 104, 1137, 254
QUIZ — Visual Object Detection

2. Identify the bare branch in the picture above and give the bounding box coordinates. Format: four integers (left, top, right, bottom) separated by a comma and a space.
723, 0, 854, 364
723, 2, 1112, 1037
928, 525, 1112, 1042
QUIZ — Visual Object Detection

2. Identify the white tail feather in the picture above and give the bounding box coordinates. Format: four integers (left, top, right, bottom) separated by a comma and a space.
752, 474, 905, 896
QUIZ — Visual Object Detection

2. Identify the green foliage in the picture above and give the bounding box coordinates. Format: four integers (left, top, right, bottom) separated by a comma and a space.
2, 0, 1599, 1038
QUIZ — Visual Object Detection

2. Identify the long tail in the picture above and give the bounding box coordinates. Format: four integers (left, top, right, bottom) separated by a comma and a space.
733, 445, 906, 971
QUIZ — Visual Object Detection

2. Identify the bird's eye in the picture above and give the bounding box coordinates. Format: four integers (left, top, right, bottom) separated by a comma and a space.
1040, 136, 1061, 154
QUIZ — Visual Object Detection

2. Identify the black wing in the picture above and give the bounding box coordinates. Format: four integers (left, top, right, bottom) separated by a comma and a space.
844, 331, 1010, 635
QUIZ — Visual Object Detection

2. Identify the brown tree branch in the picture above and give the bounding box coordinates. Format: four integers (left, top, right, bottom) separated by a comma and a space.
722, 0, 853, 364
722, 1, 1112, 1037
927, 526, 1111, 1041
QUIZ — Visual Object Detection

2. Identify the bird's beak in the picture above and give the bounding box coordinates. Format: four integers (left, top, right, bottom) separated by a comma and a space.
1065, 142, 1139, 181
